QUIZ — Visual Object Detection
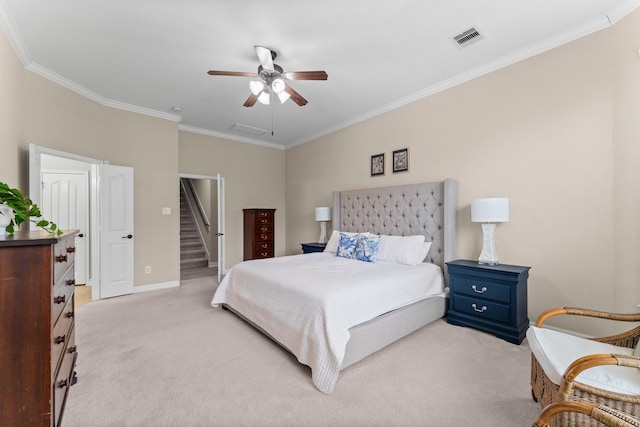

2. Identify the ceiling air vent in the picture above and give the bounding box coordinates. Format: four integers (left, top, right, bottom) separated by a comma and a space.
452, 27, 483, 47
229, 123, 267, 136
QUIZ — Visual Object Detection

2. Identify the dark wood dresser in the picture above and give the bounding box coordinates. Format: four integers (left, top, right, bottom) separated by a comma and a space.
0, 230, 79, 426
243, 208, 276, 261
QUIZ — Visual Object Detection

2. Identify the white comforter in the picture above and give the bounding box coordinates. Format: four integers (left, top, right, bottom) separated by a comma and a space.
211, 252, 445, 394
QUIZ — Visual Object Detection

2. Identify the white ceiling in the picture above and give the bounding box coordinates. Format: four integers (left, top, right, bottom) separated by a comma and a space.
1, 1, 638, 149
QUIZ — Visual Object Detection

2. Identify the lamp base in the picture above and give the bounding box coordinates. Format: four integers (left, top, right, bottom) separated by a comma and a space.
478, 223, 499, 266
318, 221, 328, 244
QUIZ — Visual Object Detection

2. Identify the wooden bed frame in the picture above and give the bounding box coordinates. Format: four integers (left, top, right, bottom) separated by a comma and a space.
224, 179, 457, 373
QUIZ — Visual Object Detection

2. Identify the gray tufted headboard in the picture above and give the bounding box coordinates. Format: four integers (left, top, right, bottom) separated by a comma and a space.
332, 179, 457, 280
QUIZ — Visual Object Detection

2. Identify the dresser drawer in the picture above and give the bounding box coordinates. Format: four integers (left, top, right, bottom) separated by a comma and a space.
254, 223, 274, 234
252, 248, 274, 259
254, 233, 273, 243
453, 277, 510, 304
54, 236, 76, 284
53, 267, 75, 323
52, 296, 74, 374
452, 295, 511, 323
53, 325, 77, 427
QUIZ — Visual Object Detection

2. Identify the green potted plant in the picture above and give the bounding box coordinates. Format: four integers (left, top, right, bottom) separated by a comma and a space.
0, 181, 61, 235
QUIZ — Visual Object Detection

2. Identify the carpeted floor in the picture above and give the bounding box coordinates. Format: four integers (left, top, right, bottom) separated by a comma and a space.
64, 276, 542, 426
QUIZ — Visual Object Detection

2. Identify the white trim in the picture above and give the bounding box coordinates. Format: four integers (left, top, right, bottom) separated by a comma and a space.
286, 14, 618, 149
178, 125, 285, 150
208, 261, 218, 268
25, 63, 182, 122
132, 280, 181, 293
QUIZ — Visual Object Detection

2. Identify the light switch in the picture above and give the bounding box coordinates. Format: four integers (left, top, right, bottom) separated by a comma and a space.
162, 207, 171, 215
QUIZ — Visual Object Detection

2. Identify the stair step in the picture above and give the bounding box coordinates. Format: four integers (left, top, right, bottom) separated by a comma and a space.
181, 249, 207, 259
180, 257, 208, 269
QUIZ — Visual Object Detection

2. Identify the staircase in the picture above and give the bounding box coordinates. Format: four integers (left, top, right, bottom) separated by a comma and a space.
180, 185, 209, 274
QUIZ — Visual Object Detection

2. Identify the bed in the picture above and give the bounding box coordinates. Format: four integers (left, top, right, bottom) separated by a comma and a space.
211, 179, 457, 393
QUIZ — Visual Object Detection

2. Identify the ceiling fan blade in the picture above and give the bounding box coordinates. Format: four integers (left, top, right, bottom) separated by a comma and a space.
207, 70, 258, 77
255, 46, 274, 71
243, 93, 258, 107
284, 71, 328, 81
284, 85, 308, 106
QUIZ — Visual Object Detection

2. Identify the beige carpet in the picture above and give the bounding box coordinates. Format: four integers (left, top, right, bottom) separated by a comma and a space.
64, 276, 541, 426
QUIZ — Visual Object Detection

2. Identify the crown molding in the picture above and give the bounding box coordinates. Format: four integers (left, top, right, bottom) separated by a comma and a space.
286, 11, 623, 149
178, 125, 285, 150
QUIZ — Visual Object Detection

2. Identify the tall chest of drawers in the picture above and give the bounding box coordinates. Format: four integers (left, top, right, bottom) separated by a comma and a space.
243, 208, 276, 261
0, 230, 78, 426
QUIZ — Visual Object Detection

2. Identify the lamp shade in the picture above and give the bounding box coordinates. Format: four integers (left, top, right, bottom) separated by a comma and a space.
471, 198, 509, 223
315, 207, 331, 221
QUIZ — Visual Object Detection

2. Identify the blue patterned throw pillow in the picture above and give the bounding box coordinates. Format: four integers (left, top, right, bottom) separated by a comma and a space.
355, 235, 381, 262
336, 232, 359, 259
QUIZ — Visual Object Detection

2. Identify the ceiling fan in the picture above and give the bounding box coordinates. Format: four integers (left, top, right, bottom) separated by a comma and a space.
207, 46, 328, 107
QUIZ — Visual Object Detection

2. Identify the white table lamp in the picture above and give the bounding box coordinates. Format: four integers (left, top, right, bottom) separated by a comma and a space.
471, 198, 509, 266
315, 207, 331, 244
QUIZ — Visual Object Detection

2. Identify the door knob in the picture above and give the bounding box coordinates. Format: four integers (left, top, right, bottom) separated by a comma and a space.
122, 234, 133, 239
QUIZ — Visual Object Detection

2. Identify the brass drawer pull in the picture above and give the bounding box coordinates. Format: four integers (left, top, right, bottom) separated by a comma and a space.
56, 254, 68, 263
66, 246, 76, 253
54, 335, 66, 345
54, 295, 66, 304
68, 346, 77, 354
472, 304, 488, 313
58, 379, 68, 389
472, 285, 487, 294
66, 311, 74, 318
66, 278, 75, 286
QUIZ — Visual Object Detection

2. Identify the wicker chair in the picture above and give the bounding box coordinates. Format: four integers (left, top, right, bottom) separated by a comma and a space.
533, 402, 640, 427
528, 307, 640, 426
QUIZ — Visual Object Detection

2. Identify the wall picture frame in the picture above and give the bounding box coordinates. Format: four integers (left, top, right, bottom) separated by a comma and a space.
371, 153, 385, 176
392, 148, 409, 173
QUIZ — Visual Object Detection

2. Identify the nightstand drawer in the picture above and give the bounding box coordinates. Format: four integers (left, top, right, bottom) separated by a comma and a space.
453, 295, 511, 323
453, 277, 510, 303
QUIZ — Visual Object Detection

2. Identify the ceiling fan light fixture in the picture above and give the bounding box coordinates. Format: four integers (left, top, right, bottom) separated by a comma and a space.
257, 91, 270, 105
277, 91, 290, 104
249, 80, 265, 95
271, 78, 286, 94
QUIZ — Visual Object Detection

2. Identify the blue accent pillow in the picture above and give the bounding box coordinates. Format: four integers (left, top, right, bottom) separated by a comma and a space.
336, 232, 359, 259
355, 235, 381, 262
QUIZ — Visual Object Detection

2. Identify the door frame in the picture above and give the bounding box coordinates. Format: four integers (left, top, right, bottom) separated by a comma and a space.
178, 173, 225, 281
29, 144, 104, 300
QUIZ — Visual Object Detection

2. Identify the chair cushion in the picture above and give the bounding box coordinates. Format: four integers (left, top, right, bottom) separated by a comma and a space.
527, 326, 640, 395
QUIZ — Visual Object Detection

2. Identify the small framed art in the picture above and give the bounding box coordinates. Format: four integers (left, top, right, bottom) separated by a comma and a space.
392, 148, 409, 173
371, 153, 385, 176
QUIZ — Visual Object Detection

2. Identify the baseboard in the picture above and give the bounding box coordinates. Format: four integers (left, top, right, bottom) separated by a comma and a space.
133, 280, 181, 293
208, 261, 218, 268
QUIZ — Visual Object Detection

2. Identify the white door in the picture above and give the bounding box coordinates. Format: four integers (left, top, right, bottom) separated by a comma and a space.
100, 164, 134, 298
41, 171, 90, 285
217, 174, 225, 283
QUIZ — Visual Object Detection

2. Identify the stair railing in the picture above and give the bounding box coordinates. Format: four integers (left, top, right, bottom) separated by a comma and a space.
184, 178, 210, 230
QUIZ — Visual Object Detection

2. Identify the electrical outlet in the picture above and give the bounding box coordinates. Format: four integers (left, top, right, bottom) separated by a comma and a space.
145, 266, 151, 274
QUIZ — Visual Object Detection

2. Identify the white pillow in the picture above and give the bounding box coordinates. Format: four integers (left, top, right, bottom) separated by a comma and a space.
374, 234, 426, 265
324, 230, 370, 254
415, 242, 433, 263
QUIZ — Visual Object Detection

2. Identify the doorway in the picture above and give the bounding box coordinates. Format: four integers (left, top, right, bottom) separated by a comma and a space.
178, 173, 225, 283
29, 144, 135, 301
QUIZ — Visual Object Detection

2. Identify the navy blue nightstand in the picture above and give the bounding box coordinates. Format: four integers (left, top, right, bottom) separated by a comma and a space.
301, 242, 326, 254
446, 259, 531, 345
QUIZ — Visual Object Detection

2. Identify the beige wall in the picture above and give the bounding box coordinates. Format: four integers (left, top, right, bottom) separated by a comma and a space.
286, 11, 640, 335
178, 131, 286, 269
22, 73, 181, 286
0, 26, 24, 187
